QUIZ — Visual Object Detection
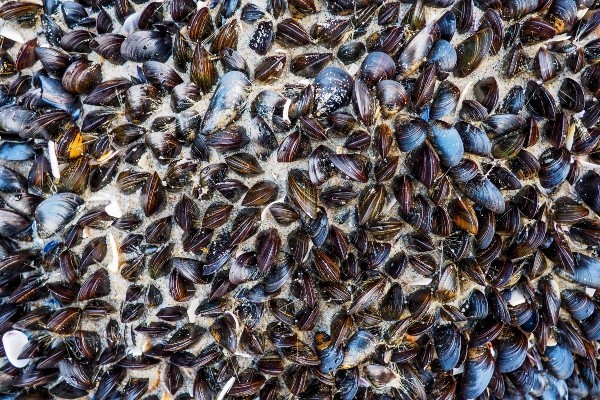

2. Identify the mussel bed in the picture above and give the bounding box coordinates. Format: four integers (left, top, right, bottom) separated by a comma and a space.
0, 0, 599, 399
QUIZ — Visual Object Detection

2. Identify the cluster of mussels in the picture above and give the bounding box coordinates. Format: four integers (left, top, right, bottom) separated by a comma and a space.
2, 0, 600, 398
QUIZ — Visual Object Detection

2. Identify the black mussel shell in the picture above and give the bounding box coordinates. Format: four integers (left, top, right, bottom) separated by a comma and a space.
376, 80, 407, 118
249, 20, 273, 55
474, 76, 499, 113
337, 41, 366, 65
430, 80, 460, 120
426, 39, 457, 72
534, 46, 562, 82
398, 23, 440, 76
35, 193, 83, 238
312, 67, 353, 117
521, 18, 557, 45
359, 51, 396, 87
575, 170, 600, 216
526, 80, 556, 119
200, 71, 251, 135
454, 28, 493, 78
558, 78, 584, 112
291, 53, 333, 79
121, 30, 172, 63
428, 120, 464, 168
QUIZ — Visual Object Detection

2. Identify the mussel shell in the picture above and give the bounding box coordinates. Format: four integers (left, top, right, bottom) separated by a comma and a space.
454, 28, 493, 78
62, 60, 102, 94
494, 327, 528, 373
398, 23, 440, 76
249, 20, 273, 55
142, 61, 183, 92
359, 51, 396, 87
337, 41, 366, 65
121, 30, 173, 63
201, 71, 251, 135
311, 18, 350, 49
544, 344, 574, 380
521, 18, 557, 45
40, 76, 81, 115
411, 63, 437, 112
460, 175, 505, 214
455, 122, 491, 156
35, 193, 83, 238
426, 39, 457, 73
276, 18, 311, 47
474, 76, 499, 113
290, 53, 333, 78
526, 80, 556, 119
429, 80, 460, 120
461, 346, 494, 398
459, 100, 489, 122
427, 120, 464, 168
575, 170, 600, 216
434, 324, 462, 371
312, 67, 353, 117
90, 34, 126, 65
558, 78, 584, 112
254, 55, 286, 83
60, 29, 95, 53
539, 147, 570, 189
376, 80, 407, 118
534, 47, 562, 82
498, 85, 525, 115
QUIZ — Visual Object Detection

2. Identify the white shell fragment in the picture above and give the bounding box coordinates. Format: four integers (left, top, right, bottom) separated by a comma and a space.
0, 22, 24, 43
47, 141, 60, 181
108, 232, 119, 273
89, 192, 123, 218
216, 376, 235, 400
2, 330, 30, 368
